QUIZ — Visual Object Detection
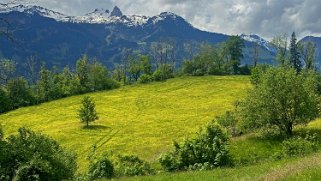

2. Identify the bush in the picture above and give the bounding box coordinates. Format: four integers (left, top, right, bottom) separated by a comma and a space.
138, 74, 153, 84
88, 155, 114, 180
0, 87, 11, 113
159, 123, 231, 171
216, 111, 239, 137
153, 64, 174, 81
250, 64, 270, 86
114, 155, 154, 176
0, 127, 76, 180
102, 78, 121, 90
282, 133, 318, 157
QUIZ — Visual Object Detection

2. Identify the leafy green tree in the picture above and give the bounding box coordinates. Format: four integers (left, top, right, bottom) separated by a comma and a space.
58, 66, 74, 96
128, 57, 142, 82
290, 32, 302, 72
226, 35, 244, 74
88, 60, 109, 91
37, 66, 52, 101
112, 64, 123, 82
271, 34, 288, 65
78, 96, 99, 127
0, 127, 77, 180
140, 55, 152, 75
300, 41, 316, 70
76, 54, 90, 92
239, 67, 319, 137
0, 87, 11, 113
0, 59, 15, 85
7, 77, 34, 109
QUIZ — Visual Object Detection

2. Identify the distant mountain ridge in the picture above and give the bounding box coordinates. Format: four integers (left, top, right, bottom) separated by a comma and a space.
2, 4, 316, 71
0, 4, 183, 26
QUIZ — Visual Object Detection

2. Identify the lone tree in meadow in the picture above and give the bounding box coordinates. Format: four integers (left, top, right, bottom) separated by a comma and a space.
239, 67, 319, 137
78, 96, 98, 127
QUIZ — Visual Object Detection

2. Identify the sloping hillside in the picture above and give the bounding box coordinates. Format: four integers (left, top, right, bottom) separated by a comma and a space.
0, 76, 250, 172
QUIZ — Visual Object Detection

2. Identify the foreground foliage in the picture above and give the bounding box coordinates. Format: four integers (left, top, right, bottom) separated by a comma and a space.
159, 123, 230, 171
0, 127, 76, 180
239, 67, 320, 136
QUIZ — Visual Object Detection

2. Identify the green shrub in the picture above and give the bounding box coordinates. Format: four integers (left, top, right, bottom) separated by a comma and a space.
88, 156, 114, 180
0, 127, 76, 181
282, 133, 318, 157
153, 64, 174, 81
0, 87, 11, 113
138, 74, 153, 84
250, 64, 270, 86
159, 123, 231, 171
216, 111, 239, 137
114, 155, 154, 176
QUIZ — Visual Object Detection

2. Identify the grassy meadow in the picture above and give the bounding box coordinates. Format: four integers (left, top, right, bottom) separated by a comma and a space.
0, 76, 250, 172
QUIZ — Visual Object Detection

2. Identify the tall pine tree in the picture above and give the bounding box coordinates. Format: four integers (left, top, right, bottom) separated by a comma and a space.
290, 32, 301, 73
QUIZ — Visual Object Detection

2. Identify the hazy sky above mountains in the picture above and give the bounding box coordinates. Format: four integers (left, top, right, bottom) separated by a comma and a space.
6, 0, 321, 40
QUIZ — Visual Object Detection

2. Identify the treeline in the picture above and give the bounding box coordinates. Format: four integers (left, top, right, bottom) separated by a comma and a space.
182, 35, 249, 75
1, 33, 316, 114
0, 35, 273, 114
0, 55, 120, 113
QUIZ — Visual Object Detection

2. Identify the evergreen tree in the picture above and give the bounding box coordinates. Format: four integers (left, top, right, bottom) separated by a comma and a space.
290, 32, 302, 72
226, 36, 244, 74
78, 96, 98, 127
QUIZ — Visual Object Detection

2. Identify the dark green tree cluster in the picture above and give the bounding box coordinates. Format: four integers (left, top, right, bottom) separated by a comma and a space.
0, 55, 120, 114
182, 35, 247, 76
0, 127, 77, 180
113, 53, 174, 84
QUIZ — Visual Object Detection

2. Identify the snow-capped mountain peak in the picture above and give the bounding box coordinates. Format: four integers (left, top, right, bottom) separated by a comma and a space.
0, 4, 189, 27
0, 4, 70, 21
241, 34, 277, 53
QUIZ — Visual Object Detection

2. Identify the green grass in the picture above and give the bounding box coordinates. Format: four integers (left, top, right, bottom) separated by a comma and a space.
117, 152, 321, 181
0, 76, 250, 172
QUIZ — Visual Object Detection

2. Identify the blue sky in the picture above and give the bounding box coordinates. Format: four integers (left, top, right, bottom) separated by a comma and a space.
4, 0, 321, 40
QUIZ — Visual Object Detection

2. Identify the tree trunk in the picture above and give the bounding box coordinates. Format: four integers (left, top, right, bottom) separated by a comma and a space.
285, 122, 293, 137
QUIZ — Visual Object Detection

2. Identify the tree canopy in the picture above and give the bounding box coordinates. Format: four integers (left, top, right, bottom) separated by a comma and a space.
239, 67, 320, 136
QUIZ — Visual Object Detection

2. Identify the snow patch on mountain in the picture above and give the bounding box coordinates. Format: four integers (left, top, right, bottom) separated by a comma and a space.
0, 4, 70, 21
241, 34, 277, 54
0, 4, 179, 27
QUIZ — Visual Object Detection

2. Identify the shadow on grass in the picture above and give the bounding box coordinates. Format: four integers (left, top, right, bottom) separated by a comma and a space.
82, 125, 110, 130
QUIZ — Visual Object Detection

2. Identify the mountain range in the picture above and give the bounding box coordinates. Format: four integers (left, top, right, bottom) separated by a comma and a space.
0, 4, 320, 71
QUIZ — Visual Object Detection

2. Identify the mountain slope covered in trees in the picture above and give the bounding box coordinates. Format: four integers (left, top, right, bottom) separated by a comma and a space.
0, 4, 276, 72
